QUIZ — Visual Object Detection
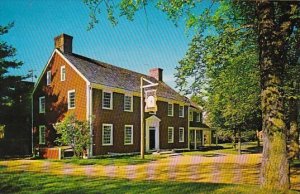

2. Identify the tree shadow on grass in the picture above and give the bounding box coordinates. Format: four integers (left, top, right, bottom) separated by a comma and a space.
242, 146, 263, 154
0, 170, 262, 194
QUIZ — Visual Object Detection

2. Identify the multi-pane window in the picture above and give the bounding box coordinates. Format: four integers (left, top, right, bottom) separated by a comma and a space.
189, 111, 193, 121
68, 90, 75, 109
46, 71, 51, 85
39, 96, 45, 113
102, 91, 113, 109
168, 103, 173, 116
179, 127, 184, 142
39, 125, 46, 144
102, 124, 113, 145
168, 127, 174, 143
124, 95, 133, 112
124, 125, 133, 145
61, 66, 66, 81
179, 105, 184, 118
196, 112, 201, 122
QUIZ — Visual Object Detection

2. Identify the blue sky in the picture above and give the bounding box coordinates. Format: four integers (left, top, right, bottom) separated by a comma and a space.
1, 0, 192, 89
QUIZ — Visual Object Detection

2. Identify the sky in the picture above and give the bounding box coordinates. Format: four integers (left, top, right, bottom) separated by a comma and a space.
1, 0, 193, 89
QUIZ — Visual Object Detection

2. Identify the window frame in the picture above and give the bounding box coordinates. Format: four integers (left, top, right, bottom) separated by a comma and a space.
61, 66, 66, 81
39, 96, 45, 113
102, 91, 113, 110
124, 94, 133, 112
167, 103, 174, 117
179, 127, 184, 142
39, 125, 46, 145
168, 127, 174, 143
46, 70, 51, 85
179, 105, 184, 118
68, 89, 76, 109
102, 124, 113, 146
124, 125, 133, 145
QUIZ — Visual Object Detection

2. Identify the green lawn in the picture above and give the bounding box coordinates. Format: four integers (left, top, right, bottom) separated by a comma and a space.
0, 167, 297, 194
183, 142, 262, 156
54, 154, 167, 166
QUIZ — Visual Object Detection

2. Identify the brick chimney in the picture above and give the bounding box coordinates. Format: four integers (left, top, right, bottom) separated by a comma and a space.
54, 34, 73, 53
149, 68, 163, 81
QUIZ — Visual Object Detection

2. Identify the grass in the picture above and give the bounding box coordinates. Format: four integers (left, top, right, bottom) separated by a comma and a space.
0, 169, 297, 194
54, 154, 166, 166
183, 142, 262, 156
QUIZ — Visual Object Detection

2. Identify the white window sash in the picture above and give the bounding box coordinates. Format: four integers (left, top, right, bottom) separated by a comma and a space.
68, 90, 75, 109
39, 126, 45, 144
102, 124, 113, 146
61, 66, 66, 81
168, 127, 174, 143
124, 125, 133, 145
179, 105, 184, 118
168, 103, 174, 116
179, 127, 184, 142
102, 91, 113, 110
124, 95, 133, 112
39, 96, 45, 113
46, 71, 51, 85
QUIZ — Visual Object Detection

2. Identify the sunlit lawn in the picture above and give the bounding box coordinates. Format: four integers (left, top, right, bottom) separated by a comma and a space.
0, 143, 299, 194
0, 167, 298, 194
183, 142, 262, 156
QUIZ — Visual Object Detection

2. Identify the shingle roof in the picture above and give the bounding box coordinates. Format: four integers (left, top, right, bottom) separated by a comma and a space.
62, 52, 189, 103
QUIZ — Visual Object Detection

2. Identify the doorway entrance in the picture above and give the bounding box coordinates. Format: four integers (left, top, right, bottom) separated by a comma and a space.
149, 127, 156, 150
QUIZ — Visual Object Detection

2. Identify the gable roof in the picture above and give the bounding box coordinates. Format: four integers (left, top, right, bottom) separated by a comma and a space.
61, 51, 189, 103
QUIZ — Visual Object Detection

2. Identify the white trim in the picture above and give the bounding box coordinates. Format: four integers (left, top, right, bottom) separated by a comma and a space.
67, 89, 75, 109
46, 70, 51, 85
168, 127, 174, 143
33, 49, 90, 95
124, 125, 133, 145
124, 94, 133, 112
179, 127, 185, 142
39, 96, 45, 113
60, 65, 66, 81
102, 123, 113, 146
168, 103, 174, 117
179, 105, 184, 118
39, 125, 46, 145
102, 91, 113, 110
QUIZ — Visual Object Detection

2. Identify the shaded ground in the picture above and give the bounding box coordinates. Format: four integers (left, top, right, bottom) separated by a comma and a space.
0, 153, 299, 193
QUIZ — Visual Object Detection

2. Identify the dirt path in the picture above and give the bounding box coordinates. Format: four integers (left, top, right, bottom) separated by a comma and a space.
1, 153, 299, 190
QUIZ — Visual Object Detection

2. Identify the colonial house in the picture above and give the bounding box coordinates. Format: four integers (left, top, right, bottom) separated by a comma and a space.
32, 34, 213, 158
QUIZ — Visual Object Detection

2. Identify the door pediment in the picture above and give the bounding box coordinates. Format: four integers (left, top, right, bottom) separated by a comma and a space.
145, 115, 161, 122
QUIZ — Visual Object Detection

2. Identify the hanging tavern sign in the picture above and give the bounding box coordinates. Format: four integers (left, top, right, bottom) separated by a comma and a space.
145, 89, 157, 112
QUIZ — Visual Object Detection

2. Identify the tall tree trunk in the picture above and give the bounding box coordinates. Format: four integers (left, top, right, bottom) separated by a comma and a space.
258, 1, 291, 190
288, 98, 299, 159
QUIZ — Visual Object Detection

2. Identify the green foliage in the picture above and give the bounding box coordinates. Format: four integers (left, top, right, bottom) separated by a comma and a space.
55, 113, 91, 158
